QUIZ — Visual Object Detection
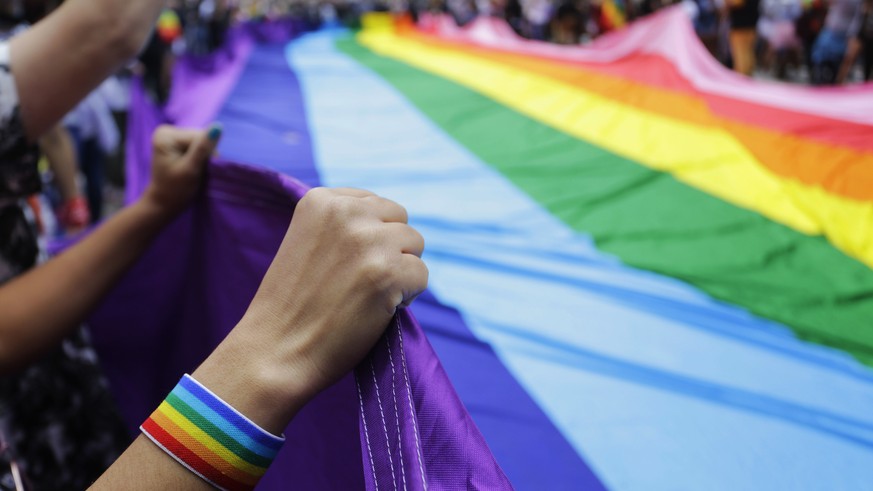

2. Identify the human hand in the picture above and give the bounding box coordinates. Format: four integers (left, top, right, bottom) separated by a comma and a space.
214, 188, 428, 425
142, 124, 221, 218
56, 196, 90, 233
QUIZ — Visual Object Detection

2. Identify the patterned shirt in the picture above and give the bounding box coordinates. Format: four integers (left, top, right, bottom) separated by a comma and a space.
0, 41, 129, 491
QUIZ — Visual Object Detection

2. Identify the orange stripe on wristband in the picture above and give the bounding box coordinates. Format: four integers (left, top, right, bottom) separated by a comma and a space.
140, 375, 284, 491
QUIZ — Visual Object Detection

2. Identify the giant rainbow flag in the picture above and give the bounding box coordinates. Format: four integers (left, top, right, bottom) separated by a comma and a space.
98, 8, 873, 491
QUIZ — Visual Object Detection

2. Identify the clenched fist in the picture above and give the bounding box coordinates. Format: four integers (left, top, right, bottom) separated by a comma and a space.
197, 187, 428, 432
143, 124, 221, 217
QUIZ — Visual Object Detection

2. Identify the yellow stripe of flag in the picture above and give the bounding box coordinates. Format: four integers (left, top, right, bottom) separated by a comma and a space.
358, 30, 873, 269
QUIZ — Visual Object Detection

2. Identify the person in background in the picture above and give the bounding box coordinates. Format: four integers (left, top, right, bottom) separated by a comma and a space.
758, 0, 803, 78
40, 124, 90, 233
728, 0, 761, 75
0, 2, 428, 490
64, 77, 125, 224
841, 0, 873, 80
639, 0, 670, 16
688, 0, 726, 59
861, 0, 873, 79
551, 0, 584, 43
796, 0, 827, 75
447, 0, 477, 25
811, 0, 863, 83
208, 0, 232, 51
0, 1, 215, 489
0, 0, 90, 235
504, 0, 524, 33
139, 8, 183, 105
475, 0, 494, 16
521, 0, 553, 39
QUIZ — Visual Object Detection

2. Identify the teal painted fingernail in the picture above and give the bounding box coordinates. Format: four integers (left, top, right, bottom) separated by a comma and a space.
207, 123, 223, 141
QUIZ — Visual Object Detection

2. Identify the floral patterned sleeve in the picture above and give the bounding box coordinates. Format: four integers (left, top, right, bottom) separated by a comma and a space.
0, 41, 40, 202
0, 40, 40, 283
0, 41, 129, 491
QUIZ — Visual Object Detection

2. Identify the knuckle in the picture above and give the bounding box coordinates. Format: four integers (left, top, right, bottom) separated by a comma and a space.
300, 187, 330, 211
152, 125, 174, 144
381, 196, 408, 217
327, 196, 360, 222
411, 228, 425, 249
418, 259, 429, 282
305, 186, 331, 201
361, 195, 386, 212
408, 259, 428, 288
353, 223, 393, 254
396, 203, 409, 222
361, 255, 392, 289
347, 223, 372, 247
420, 264, 430, 289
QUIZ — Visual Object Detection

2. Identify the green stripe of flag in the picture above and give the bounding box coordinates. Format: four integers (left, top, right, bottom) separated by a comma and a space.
338, 36, 873, 367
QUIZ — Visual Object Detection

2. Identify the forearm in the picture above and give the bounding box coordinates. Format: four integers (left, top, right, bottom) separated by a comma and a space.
40, 125, 81, 202
91, 436, 213, 490
0, 197, 174, 373
10, 0, 167, 139
93, 185, 428, 489
92, 317, 307, 489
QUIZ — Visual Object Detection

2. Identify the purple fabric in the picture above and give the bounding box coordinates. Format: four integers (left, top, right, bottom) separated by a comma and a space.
92, 161, 364, 488
245, 18, 305, 44
89, 160, 511, 489
99, 19, 510, 490
356, 313, 512, 490
124, 36, 253, 202
125, 21, 305, 203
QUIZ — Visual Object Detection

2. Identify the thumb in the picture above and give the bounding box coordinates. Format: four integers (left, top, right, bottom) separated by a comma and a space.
183, 123, 222, 168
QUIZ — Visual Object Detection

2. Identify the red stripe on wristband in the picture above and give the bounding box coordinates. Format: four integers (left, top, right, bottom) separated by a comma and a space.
141, 417, 251, 491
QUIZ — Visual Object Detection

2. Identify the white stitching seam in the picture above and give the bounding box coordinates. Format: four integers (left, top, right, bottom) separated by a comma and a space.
396, 317, 428, 490
356, 372, 380, 491
386, 332, 408, 491
371, 357, 398, 491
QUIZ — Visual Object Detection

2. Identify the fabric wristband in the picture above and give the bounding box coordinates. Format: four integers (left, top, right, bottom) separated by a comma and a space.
140, 374, 285, 491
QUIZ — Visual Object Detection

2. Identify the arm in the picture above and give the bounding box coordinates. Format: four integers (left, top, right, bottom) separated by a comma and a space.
837, 36, 862, 83
0, 125, 220, 374
41, 124, 91, 231
93, 186, 428, 489
40, 125, 81, 204
9, 0, 168, 140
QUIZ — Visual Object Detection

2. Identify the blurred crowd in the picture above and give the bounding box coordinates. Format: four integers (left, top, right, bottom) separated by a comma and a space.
178, 0, 873, 87
390, 0, 873, 83
0, 0, 128, 239
6, 0, 866, 241
684, 0, 873, 83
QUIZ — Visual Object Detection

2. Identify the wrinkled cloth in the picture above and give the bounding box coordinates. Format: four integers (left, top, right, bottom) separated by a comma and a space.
88, 160, 512, 490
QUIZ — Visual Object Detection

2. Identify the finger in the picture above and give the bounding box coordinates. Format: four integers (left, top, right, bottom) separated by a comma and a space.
152, 125, 202, 152
182, 124, 222, 169
362, 195, 408, 223
397, 255, 429, 308
330, 187, 375, 198
384, 223, 425, 257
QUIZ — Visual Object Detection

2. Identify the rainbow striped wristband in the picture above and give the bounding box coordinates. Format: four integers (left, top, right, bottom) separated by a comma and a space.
141, 374, 285, 491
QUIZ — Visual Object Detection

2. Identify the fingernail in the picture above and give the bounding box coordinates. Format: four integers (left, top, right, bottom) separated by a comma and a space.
207, 123, 223, 141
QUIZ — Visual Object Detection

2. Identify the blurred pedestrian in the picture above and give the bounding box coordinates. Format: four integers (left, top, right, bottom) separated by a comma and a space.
758, 0, 803, 78
810, 0, 863, 83
728, 0, 761, 75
